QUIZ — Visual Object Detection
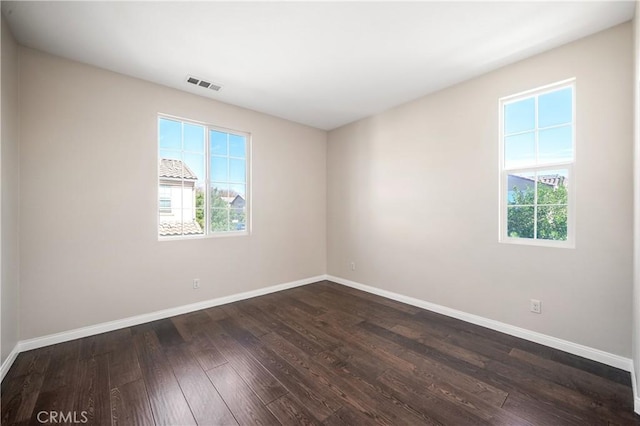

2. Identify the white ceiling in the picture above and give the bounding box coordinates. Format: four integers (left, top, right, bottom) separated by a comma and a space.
2, 1, 635, 130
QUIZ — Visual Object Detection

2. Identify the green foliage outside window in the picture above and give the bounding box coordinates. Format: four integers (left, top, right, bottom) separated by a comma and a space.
196, 188, 205, 230
196, 187, 246, 232
507, 182, 568, 241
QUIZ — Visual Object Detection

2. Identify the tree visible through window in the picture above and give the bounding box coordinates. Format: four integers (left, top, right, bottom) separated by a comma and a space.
500, 80, 574, 247
158, 117, 249, 238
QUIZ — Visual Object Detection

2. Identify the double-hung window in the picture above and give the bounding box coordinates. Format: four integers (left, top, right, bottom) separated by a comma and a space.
158, 116, 250, 238
499, 79, 575, 247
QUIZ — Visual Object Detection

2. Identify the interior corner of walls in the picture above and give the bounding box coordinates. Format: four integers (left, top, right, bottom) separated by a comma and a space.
0, 343, 20, 382
326, 275, 633, 372
632, 362, 640, 414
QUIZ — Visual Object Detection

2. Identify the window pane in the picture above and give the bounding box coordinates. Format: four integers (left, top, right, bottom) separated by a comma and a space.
181, 153, 204, 230
537, 205, 568, 241
229, 134, 246, 158
195, 187, 205, 209
210, 184, 229, 208
210, 208, 230, 232
210, 157, 228, 182
195, 208, 205, 232
159, 149, 181, 162
230, 184, 246, 199
210, 183, 237, 233
181, 209, 203, 235
507, 206, 534, 239
537, 170, 568, 205
231, 207, 246, 231
504, 132, 535, 169
538, 126, 572, 165
507, 173, 535, 205
184, 123, 205, 153
504, 98, 535, 135
229, 159, 246, 183
159, 199, 171, 213
539, 87, 572, 128
159, 118, 182, 150
158, 184, 177, 215
159, 209, 183, 237
210, 130, 228, 156
183, 152, 204, 183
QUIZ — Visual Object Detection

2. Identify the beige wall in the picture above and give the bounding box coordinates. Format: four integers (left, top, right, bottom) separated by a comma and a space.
328, 23, 633, 357
18, 48, 327, 340
633, 0, 640, 408
1, 16, 21, 363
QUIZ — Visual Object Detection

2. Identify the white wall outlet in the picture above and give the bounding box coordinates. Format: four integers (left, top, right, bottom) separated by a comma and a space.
530, 299, 541, 314
350, 261, 356, 271
193, 278, 200, 289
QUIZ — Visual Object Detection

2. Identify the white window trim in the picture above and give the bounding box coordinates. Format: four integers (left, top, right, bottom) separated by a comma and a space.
498, 78, 576, 248
157, 114, 252, 241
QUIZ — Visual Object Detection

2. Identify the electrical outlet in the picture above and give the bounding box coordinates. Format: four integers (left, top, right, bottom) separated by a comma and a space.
530, 299, 541, 314
193, 278, 200, 290
350, 261, 356, 271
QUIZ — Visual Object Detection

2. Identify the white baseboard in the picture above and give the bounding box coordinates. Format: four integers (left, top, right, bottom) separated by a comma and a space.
3, 272, 636, 393
3, 274, 324, 380
632, 363, 640, 414
0, 344, 20, 382
327, 275, 634, 372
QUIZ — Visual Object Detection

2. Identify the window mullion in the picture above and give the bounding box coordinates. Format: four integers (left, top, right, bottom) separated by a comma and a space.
181, 122, 185, 235
534, 95, 539, 166
225, 133, 231, 231
205, 127, 210, 235
533, 96, 538, 240
533, 171, 538, 240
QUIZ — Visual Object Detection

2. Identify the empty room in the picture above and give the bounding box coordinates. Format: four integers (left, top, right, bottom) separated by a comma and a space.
2, 1, 640, 424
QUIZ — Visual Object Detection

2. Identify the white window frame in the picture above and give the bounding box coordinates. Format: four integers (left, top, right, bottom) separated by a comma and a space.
498, 79, 576, 248
157, 114, 251, 240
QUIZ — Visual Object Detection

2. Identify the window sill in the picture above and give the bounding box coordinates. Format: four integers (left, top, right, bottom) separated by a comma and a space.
499, 237, 574, 249
158, 230, 249, 241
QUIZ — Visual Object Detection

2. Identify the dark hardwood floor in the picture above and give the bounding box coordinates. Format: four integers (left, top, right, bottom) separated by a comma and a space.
2, 280, 639, 425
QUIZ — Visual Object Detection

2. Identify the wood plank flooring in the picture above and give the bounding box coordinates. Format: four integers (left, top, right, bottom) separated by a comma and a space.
2, 280, 639, 425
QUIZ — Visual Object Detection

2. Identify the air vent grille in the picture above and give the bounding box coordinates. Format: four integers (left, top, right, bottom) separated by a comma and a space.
186, 75, 222, 92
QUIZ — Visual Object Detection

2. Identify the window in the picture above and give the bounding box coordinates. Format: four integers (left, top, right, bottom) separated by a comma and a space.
158, 116, 250, 238
499, 79, 575, 247
158, 185, 172, 214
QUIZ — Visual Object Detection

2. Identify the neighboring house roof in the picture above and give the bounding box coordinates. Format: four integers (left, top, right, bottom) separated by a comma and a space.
508, 174, 566, 190
220, 197, 235, 204
159, 220, 203, 236
221, 195, 245, 206
538, 175, 565, 188
159, 158, 198, 180
230, 195, 245, 206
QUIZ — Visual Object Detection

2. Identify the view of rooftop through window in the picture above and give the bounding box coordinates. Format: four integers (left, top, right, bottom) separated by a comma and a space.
158, 117, 248, 238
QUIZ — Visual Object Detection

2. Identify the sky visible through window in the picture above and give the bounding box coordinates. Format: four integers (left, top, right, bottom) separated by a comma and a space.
158, 119, 247, 199
504, 87, 572, 169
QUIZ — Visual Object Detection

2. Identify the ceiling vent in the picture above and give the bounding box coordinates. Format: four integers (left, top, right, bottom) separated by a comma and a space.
186, 76, 222, 92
